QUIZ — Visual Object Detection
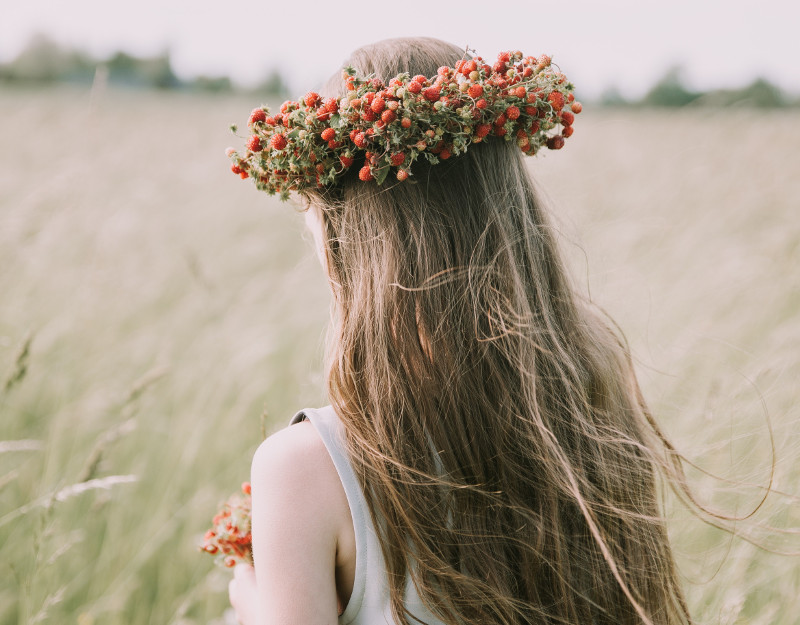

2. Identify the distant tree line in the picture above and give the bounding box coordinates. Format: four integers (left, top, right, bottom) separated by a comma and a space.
2, 36, 798, 108
0, 34, 289, 97
599, 65, 798, 108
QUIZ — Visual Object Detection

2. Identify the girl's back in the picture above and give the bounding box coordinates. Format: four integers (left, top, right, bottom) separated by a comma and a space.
228, 36, 693, 625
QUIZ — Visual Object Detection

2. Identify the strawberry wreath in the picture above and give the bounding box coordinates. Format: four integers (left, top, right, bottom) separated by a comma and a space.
227, 50, 582, 200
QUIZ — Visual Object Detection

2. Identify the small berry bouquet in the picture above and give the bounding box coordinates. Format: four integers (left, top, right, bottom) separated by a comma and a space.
201, 482, 253, 567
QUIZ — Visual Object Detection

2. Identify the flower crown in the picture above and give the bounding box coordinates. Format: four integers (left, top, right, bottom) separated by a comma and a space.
227, 50, 582, 200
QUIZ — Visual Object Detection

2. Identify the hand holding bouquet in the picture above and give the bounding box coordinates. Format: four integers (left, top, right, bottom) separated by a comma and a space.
202, 479, 346, 617
201, 482, 253, 567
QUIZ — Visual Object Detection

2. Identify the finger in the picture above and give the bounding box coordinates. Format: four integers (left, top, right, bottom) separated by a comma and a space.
234, 563, 255, 580
228, 578, 236, 597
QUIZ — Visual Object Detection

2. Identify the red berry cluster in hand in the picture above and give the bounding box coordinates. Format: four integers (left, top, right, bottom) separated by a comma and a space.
227, 50, 582, 200
200, 482, 253, 568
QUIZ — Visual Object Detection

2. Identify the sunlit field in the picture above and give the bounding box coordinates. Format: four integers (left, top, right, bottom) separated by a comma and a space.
1, 88, 798, 624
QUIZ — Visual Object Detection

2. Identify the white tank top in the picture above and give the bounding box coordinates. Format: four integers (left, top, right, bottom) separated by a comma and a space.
290, 405, 447, 625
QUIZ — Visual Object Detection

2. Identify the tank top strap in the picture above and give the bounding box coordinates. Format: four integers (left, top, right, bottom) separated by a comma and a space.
289, 406, 369, 623
289, 405, 447, 625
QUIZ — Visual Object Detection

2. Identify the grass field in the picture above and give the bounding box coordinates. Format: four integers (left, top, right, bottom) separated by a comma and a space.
1, 88, 798, 624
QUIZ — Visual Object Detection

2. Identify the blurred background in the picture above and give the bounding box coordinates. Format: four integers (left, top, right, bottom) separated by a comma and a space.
1, 1, 799, 624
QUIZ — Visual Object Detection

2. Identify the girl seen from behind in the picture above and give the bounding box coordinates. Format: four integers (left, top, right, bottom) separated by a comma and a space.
227, 37, 695, 625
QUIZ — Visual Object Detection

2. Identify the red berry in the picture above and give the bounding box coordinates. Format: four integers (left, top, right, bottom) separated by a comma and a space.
496, 127, 507, 137
358, 166, 373, 181
249, 108, 267, 125
475, 98, 488, 109
390, 152, 406, 166
412, 75, 427, 84
247, 135, 262, 152
563, 125, 575, 137
548, 91, 566, 111
371, 97, 386, 113
239, 171, 249, 179
547, 136, 565, 150
571, 101, 583, 114
381, 110, 397, 124
422, 87, 440, 102
353, 132, 367, 148
340, 155, 354, 167
506, 106, 520, 120
327, 140, 338, 149
321, 127, 336, 141
494, 113, 508, 127
493, 61, 506, 74
242, 482, 252, 495
407, 81, 422, 94
396, 169, 409, 181
524, 105, 537, 115
499, 51, 511, 64
475, 123, 491, 138
304, 92, 320, 107
439, 147, 452, 160
468, 84, 483, 98
560, 111, 575, 126
361, 108, 376, 122
270, 133, 287, 150
324, 97, 338, 113
461, 60, 477, 76
529, 120, 540, 133
401, 117, 412, 128
514, 86, 526, 98
231, 164, 242, 175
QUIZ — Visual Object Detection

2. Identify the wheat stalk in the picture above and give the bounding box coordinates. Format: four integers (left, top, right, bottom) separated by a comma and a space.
53, 475, 139, 502
0, 474, 138, 528
3, 330, 33, 393
123, 365, 168, 406
78, 418, 137, 483
0, 439, 42, 453
29, 585, 66, 624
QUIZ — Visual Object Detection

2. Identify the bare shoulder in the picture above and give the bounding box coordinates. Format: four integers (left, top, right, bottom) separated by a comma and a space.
249, 419, 352, 623
250, 419, 349, 533
252, 420, 336, 495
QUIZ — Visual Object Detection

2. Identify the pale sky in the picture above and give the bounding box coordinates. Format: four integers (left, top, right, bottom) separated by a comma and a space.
2, 0, 799, 98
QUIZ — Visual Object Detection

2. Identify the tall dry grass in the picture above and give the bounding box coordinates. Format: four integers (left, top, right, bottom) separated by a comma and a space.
1, 88, 798, 624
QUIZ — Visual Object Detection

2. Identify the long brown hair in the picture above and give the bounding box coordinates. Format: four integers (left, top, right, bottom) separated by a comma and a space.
305, 37, 693, 625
